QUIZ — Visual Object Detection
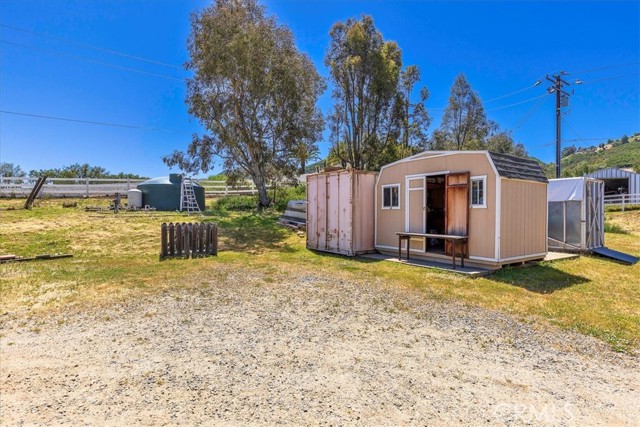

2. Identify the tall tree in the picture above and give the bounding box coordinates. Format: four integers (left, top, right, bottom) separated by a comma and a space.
164, 0, 324, 207
397, 65, 431, 150
434, 73, 488, 150
326, 15, 429, 170
431, 74, 527, 157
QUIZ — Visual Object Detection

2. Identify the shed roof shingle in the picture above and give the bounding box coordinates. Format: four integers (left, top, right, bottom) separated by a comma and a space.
488, 152, 548, 183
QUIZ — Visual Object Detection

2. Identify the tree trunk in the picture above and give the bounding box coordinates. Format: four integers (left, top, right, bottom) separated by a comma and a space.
252, 171, 271, 208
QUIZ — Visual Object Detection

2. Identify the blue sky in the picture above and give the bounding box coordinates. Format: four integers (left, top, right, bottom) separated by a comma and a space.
1, 0, 638, 178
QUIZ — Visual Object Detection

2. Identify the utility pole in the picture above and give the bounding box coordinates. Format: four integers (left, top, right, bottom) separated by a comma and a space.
546, 72, 571, 178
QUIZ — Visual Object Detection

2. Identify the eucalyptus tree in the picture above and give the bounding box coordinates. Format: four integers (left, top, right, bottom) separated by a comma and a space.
432, 74, 527, 157
164, 0, 324, 207
435, 73, 489, 151
325, 15, 430, 170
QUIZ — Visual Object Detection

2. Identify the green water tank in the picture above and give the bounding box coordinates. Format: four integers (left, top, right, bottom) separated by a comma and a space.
137, 174, 206, 211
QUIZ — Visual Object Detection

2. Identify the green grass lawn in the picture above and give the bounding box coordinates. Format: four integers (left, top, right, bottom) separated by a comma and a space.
1, 197, 639, 353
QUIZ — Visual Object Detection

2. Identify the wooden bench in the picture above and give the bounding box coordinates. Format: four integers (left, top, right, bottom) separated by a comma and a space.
396, 232, 468, 269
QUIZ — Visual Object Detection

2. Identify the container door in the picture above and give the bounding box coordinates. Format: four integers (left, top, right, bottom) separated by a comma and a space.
316, 174, 327, 250
407, 177, 426, 251
445, 172, 469, 255
338, 171, 353, 255
306, 175, 318, 249
326, 173, 340, 251
586, 180, 605, 249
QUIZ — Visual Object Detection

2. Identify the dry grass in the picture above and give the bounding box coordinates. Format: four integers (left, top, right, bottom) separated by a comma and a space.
1, 197, 639, 353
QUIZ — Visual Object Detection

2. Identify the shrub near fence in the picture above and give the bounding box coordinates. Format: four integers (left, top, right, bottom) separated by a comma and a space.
160, 222, 218, 260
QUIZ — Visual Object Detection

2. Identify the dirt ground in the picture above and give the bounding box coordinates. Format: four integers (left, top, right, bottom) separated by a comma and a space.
1, 268, 638, 426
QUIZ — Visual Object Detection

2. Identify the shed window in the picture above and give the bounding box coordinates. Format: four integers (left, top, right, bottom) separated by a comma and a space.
470, 176, 486, 208
382, 184, 400, 209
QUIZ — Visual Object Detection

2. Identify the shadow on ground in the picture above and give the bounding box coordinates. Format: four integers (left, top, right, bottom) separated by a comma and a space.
209, 210, 290, 253
490, 264, 590, 294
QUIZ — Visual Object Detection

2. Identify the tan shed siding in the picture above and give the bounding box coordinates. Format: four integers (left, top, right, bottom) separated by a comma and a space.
355, 173, 376, 252
376, 153, 496, 259
500, 179, 548, 259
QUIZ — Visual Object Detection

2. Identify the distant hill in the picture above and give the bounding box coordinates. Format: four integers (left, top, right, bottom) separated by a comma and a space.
541, 132, 640, 178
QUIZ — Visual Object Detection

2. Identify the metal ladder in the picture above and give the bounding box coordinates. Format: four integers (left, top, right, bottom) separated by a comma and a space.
180, 177, 202, 215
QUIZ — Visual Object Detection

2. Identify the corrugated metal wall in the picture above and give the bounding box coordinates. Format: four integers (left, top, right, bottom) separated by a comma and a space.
306, 170, 376, 256
587, 168, 640, 194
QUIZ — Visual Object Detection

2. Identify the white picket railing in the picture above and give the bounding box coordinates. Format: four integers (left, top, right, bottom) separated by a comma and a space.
604, 193, 640, 210
0, 177, 269, 198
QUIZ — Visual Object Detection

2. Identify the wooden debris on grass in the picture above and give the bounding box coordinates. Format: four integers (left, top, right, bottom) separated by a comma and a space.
0, 254, 73, 264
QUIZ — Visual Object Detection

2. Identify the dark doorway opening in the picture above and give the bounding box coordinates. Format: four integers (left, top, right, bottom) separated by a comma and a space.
601, 178, 629, 195
426, 175, 446, 252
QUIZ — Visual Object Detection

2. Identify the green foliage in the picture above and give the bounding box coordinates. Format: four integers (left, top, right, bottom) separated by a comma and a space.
163, 0, 324, 208
0, 162, 25, 177
543, 136, 640, 178
325, 15, 429, 171
210, 185, 306, 212
213, 195, 260, 211
604, 222, 629, 234
431, 74, 527, 157
272, 185, 306, 211
207, 174, 228, 181
28, 163, 146, 179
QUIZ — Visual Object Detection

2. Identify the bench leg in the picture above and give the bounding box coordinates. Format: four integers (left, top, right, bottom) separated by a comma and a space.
398, 235, 402, 260
452, 240, 456, 269
461, 242, 465, 268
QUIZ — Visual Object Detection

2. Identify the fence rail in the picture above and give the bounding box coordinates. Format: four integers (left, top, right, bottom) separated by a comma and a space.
0, 177, 273, 198
0, 177, 145, 198
160, 222, 218, 260
604, 193, 640, 210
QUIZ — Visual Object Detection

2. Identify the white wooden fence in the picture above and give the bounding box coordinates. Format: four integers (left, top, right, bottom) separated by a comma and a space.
0, 177, 269, 198
604, 193, 640, 210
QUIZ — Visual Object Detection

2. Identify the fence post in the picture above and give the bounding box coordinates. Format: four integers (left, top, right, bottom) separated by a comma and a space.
622, 195, 626, 212
169, 223, 175, 257
127, 178, 130, 191
176, 223, 183, 257
160, 223, 168, 260
85, 178, 90, 197
184, 223, 191, 259
212, 223, 218, 256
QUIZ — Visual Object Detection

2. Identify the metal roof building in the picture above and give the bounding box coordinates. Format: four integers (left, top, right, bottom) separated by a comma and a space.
586, 167, 640, 195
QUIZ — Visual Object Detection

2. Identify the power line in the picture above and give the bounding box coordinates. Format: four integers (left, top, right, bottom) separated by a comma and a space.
0, 109, 176, 132
427, 91, 548, 112
486, 93, 549, 111
576, 73, 640, 85
569, 61, 639, 75
513, 93, 549, 130
0, 23, 183, 70
0, 39, 184, 82
482, 80, 542, 103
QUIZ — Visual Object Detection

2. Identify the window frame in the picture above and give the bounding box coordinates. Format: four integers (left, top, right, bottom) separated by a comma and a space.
470, 175, 487, 208
381, 184, 401, 210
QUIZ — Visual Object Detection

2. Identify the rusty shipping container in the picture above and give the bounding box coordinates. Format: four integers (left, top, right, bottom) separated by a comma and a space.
306, 170, 377, 256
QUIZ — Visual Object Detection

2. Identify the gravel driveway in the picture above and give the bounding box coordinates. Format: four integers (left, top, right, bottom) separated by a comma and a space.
1, 268, 638, 426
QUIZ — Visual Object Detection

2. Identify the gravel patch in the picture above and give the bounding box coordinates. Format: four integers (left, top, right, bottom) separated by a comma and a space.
1, 269, 638, 426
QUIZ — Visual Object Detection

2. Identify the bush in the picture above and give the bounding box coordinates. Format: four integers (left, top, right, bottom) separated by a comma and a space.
209, 185, 306, 212
272, 185, 306, 211
604, 222, 629, 234
213, 195, 259, 211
